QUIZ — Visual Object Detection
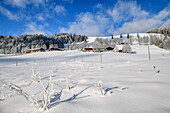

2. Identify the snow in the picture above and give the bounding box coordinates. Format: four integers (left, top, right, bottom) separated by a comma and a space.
87, 36, 111, 43
0, 45, 170, 113
113, 33, 163, 38
87, 33, 163, 43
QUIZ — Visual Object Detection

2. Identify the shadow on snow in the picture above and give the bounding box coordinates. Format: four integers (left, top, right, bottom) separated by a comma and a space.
49, 86, 91, 109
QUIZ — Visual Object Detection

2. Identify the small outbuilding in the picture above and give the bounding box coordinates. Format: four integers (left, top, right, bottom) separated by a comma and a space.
84, 47, 93, 52
106, 47, 114, 51
49, 48, 63, 51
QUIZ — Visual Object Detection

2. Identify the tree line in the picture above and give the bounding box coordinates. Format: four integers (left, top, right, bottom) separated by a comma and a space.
0, 33, 87, 54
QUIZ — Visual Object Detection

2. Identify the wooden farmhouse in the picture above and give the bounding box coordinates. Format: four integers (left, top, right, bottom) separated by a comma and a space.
84, 47, 93, 52
26, 48, 45, 53
49, 48, 63, 51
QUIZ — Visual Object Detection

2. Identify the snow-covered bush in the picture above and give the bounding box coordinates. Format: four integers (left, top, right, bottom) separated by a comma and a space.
67, 41, 73, 50
96, 81, 104, 95
109, 40, 116, 48
122, 44, 132, 53
114, 45, 119, 52
54, 44, 58, 48
31, 72, 60, 111
42, 44, 47, 50
115, 38, 123, 45
164, 38, 170, 50
39, 75, 55, 111
103, 39, 109, 49
93, 38, 103, 51
31, 67, 42, 83
138, 36, 149, 45
49, 44, 54, 49
0, 49, 5, 54
66, 78, 71, 91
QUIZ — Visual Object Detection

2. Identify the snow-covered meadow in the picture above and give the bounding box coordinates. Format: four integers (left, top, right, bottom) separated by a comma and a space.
0, 45, 170, 113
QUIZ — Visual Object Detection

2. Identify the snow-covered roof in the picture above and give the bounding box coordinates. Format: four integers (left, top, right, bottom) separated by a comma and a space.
27, 48, 41, 50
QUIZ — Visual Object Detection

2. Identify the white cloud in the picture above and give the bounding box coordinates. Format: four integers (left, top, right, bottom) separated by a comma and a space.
37, 15, 44, 21
153, 4, 170, 20
161, 19, 170, 28
1, 0, 51, 22
0, 6, 20, 20
23, 22, 51, 35
60, 1, 152, 36
94, 4, 103, 10
112, 2, 170, 34
62, 0, 73, 4
60, 12, 110, 36
55, 5, 66, 15
3, 0, 28, 8
114, 19, 163, 34
3, 0, 45, 8
60, 1, 170, 36
107, 1, 148, 23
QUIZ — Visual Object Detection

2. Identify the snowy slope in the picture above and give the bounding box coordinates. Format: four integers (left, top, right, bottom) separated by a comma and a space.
113, 33, 163, 38
87, 33, 164, 44
0, 45, 170, 113
87, 36, 111, 43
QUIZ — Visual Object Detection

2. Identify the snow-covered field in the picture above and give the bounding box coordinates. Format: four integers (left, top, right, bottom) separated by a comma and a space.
0, 45, 170, 113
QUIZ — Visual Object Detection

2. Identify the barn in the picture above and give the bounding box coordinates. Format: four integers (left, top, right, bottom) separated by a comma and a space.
26, 48, 45, 53
49, 48, 63, 51
84, 47, 93, 52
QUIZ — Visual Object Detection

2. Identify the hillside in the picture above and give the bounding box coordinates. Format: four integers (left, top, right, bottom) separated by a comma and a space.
147, 28, 170, 36
88, 33, 170, 50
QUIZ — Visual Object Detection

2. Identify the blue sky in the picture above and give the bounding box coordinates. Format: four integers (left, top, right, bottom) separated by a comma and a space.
0, 0, 169, 36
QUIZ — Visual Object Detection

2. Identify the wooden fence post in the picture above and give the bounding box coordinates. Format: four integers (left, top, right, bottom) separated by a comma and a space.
100, 52, 102, 63
81, 56, 83, 62
148, 45, 151, 61
16, 60, 18, 66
